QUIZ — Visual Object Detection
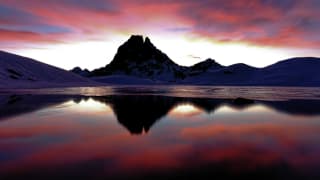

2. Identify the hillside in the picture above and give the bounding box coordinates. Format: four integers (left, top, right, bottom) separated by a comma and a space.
182, 57, 320, 86
256, 57, 320, 86
0, 51, 96, 89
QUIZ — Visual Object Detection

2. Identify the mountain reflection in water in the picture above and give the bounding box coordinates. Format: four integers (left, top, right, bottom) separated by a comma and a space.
0, 94, 320, 179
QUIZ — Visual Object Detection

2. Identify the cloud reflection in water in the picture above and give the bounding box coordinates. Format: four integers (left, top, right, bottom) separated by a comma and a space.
0, 94, 319, 179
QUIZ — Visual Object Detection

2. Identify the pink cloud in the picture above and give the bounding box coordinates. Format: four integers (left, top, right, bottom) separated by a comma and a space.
0, 0, 319, 50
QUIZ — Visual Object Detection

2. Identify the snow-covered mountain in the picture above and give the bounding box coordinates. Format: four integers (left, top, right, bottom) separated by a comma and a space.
257, 57, 320, 86
90, 35, 186, 82
1, 33, 313, 87
0, 51, 95, 88
81, 35, 319, 86
182, 57, 320, 86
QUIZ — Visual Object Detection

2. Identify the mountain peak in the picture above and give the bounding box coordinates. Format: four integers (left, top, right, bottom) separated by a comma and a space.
203, 58, 215, 62
127, 35, 144, 46
91, 35, 183, 80
189, 58, 222, 71
113, 35, 164, 64
144, 36, 151, 43
126, 35, 153, 46
144, 36, 155, 49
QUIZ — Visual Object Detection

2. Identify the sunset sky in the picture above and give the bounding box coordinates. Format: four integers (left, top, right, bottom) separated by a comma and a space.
0, 0, 319, 70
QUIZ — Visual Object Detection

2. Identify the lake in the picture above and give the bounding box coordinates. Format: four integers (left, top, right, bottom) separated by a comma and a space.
0, 86, 320, 179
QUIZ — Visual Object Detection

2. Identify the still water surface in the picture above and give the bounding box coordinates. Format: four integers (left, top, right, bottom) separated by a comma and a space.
0, 86, 320, 179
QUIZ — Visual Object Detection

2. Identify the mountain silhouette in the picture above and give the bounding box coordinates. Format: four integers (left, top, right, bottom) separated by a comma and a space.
69, 35, 320, 87
1, 35, 318, 87
90, 35, 185, 81
0, 35, 319, 87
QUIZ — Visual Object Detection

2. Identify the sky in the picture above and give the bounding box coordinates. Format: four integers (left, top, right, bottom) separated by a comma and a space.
0, 0, 319, 70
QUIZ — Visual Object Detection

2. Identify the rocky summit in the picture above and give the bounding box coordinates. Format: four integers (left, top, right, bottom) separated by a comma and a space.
91, 35, 185, 81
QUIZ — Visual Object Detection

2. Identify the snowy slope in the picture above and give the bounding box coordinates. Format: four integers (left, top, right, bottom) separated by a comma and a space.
181, 63, 258, 85
182, 57, 320, 86
0, 51, 96, 89
92, 75, 162, 85
256, 57, 320, 86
